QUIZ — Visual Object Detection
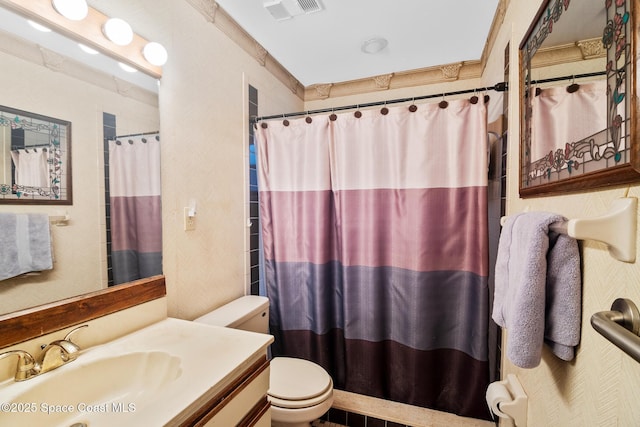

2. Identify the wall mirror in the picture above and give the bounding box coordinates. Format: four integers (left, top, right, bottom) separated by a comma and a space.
0, 3, 160, 315
0, 105, 72, 204
520, 0, 639, 197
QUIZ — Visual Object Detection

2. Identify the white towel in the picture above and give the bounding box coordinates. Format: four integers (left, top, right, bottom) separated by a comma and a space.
493, 212, 582, 368
0, 213, 53, 281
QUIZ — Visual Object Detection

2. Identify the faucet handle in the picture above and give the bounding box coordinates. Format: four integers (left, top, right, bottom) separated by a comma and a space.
53, 324, 89, 362
64, 324, 89, 343
0, 350, 38, 381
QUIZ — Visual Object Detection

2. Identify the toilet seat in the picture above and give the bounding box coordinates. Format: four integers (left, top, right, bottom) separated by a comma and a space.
268, 357, 333, 409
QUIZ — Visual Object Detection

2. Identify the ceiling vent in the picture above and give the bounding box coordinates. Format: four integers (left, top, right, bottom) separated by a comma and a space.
297, 0, 322, 14
264, 0, 323, 21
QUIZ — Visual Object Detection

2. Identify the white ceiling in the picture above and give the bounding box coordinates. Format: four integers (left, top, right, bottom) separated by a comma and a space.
215, 0, 501, 86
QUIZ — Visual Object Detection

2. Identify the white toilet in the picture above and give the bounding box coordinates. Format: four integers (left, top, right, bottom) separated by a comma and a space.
194, 296, 334, 427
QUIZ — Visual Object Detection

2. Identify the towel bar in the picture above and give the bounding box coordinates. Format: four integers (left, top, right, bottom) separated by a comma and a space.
591, 298, 640, 363
500, 197, 637, 263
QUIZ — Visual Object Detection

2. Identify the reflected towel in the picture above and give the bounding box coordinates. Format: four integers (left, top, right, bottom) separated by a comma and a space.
0, 213, 53, 281
493, 212, 582, 368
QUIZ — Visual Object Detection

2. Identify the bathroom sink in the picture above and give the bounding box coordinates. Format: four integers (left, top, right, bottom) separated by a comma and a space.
0, 318, 273, 427
0, 351, 181, 426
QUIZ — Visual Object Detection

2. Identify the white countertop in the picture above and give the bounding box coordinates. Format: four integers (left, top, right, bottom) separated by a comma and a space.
0, 318, 274, 427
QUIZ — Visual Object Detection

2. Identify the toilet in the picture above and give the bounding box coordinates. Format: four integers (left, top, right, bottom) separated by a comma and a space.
194, 296, 334, 427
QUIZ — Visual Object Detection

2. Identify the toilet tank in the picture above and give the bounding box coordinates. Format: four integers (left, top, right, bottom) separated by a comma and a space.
194, 295, 270, 334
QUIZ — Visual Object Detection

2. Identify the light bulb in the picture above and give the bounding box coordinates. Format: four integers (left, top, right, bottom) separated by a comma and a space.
52, 0, 89, 21
143, 42, 168, 66
103, 18, 133, 46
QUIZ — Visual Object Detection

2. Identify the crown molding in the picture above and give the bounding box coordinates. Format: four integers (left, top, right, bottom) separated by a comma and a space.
304, 61, 483, 101
479, 0, 509, 74
531, 38, 606, 70
0, 29, 158, 107
187, 0, 305, 99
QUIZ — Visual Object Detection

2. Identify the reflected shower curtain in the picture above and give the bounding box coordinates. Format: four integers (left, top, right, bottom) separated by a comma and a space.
531, 80, 607, 160
257, 99, 490, 419
10, 148, 49, 188
108, 134, 162, 284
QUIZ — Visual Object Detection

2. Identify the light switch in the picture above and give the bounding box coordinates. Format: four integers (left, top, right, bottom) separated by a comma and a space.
184, 207, 196, 231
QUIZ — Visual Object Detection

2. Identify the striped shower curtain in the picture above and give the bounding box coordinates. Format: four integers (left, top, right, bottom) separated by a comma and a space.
256, 99, 490, 419
108, 134, 162, 285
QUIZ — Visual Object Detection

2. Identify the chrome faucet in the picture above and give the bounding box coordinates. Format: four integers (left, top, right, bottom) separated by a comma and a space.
0, 324, 88, 381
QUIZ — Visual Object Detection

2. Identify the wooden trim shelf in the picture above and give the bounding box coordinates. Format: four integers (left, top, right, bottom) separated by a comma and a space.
0, 275, 166, 349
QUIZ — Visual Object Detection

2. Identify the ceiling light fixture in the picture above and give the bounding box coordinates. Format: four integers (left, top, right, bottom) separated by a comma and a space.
103, 18, 134, 46
361, 37, 388, 54
7, 1, 163, 78
51, 0, 89, 21
142, 42, 168, 66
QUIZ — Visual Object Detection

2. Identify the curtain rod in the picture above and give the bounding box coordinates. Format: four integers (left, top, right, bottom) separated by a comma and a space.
113, 130, 159, 139
12, 143, 50, 150
253, 82, 508, 122
530, 71, 607, 86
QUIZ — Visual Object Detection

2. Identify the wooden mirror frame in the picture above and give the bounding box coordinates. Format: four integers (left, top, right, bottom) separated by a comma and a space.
519, 0, 640, 198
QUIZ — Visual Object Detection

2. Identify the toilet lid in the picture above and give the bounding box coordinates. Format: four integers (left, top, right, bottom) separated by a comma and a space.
268, 357, 333, 403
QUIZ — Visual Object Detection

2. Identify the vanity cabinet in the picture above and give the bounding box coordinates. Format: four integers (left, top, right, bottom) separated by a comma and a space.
180, 356, 271, 427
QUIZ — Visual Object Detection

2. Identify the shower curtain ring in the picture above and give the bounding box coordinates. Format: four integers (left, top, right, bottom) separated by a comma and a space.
439, 93, 449, 109
381, 101, 389, 115
305, 111, 313, 124
408, 97, 418, 112
567, 75, 580, 93
470, 89, 479, 104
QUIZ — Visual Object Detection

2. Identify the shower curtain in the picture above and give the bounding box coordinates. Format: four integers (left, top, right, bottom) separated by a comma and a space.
531, 80, 607, 161
256, 99, 490, 419
10, 148, 49, 188
108, 134, 162, 285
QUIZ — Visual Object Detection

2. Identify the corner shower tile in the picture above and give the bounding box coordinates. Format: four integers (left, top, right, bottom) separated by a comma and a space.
348, 412, 366, 427
367, 417, 386, 427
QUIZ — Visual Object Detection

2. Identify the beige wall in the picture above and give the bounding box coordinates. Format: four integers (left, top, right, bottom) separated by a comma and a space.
490, 1, 640, 425
151, 1, 303, 319
0, 49, 159, 315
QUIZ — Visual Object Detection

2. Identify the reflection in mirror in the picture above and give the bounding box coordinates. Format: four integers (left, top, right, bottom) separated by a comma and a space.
529, 78, 607, 175
108, 132, 162, 285
520, 0, 639, 197
0, 3, 160, 315
0, 106, 71, 204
